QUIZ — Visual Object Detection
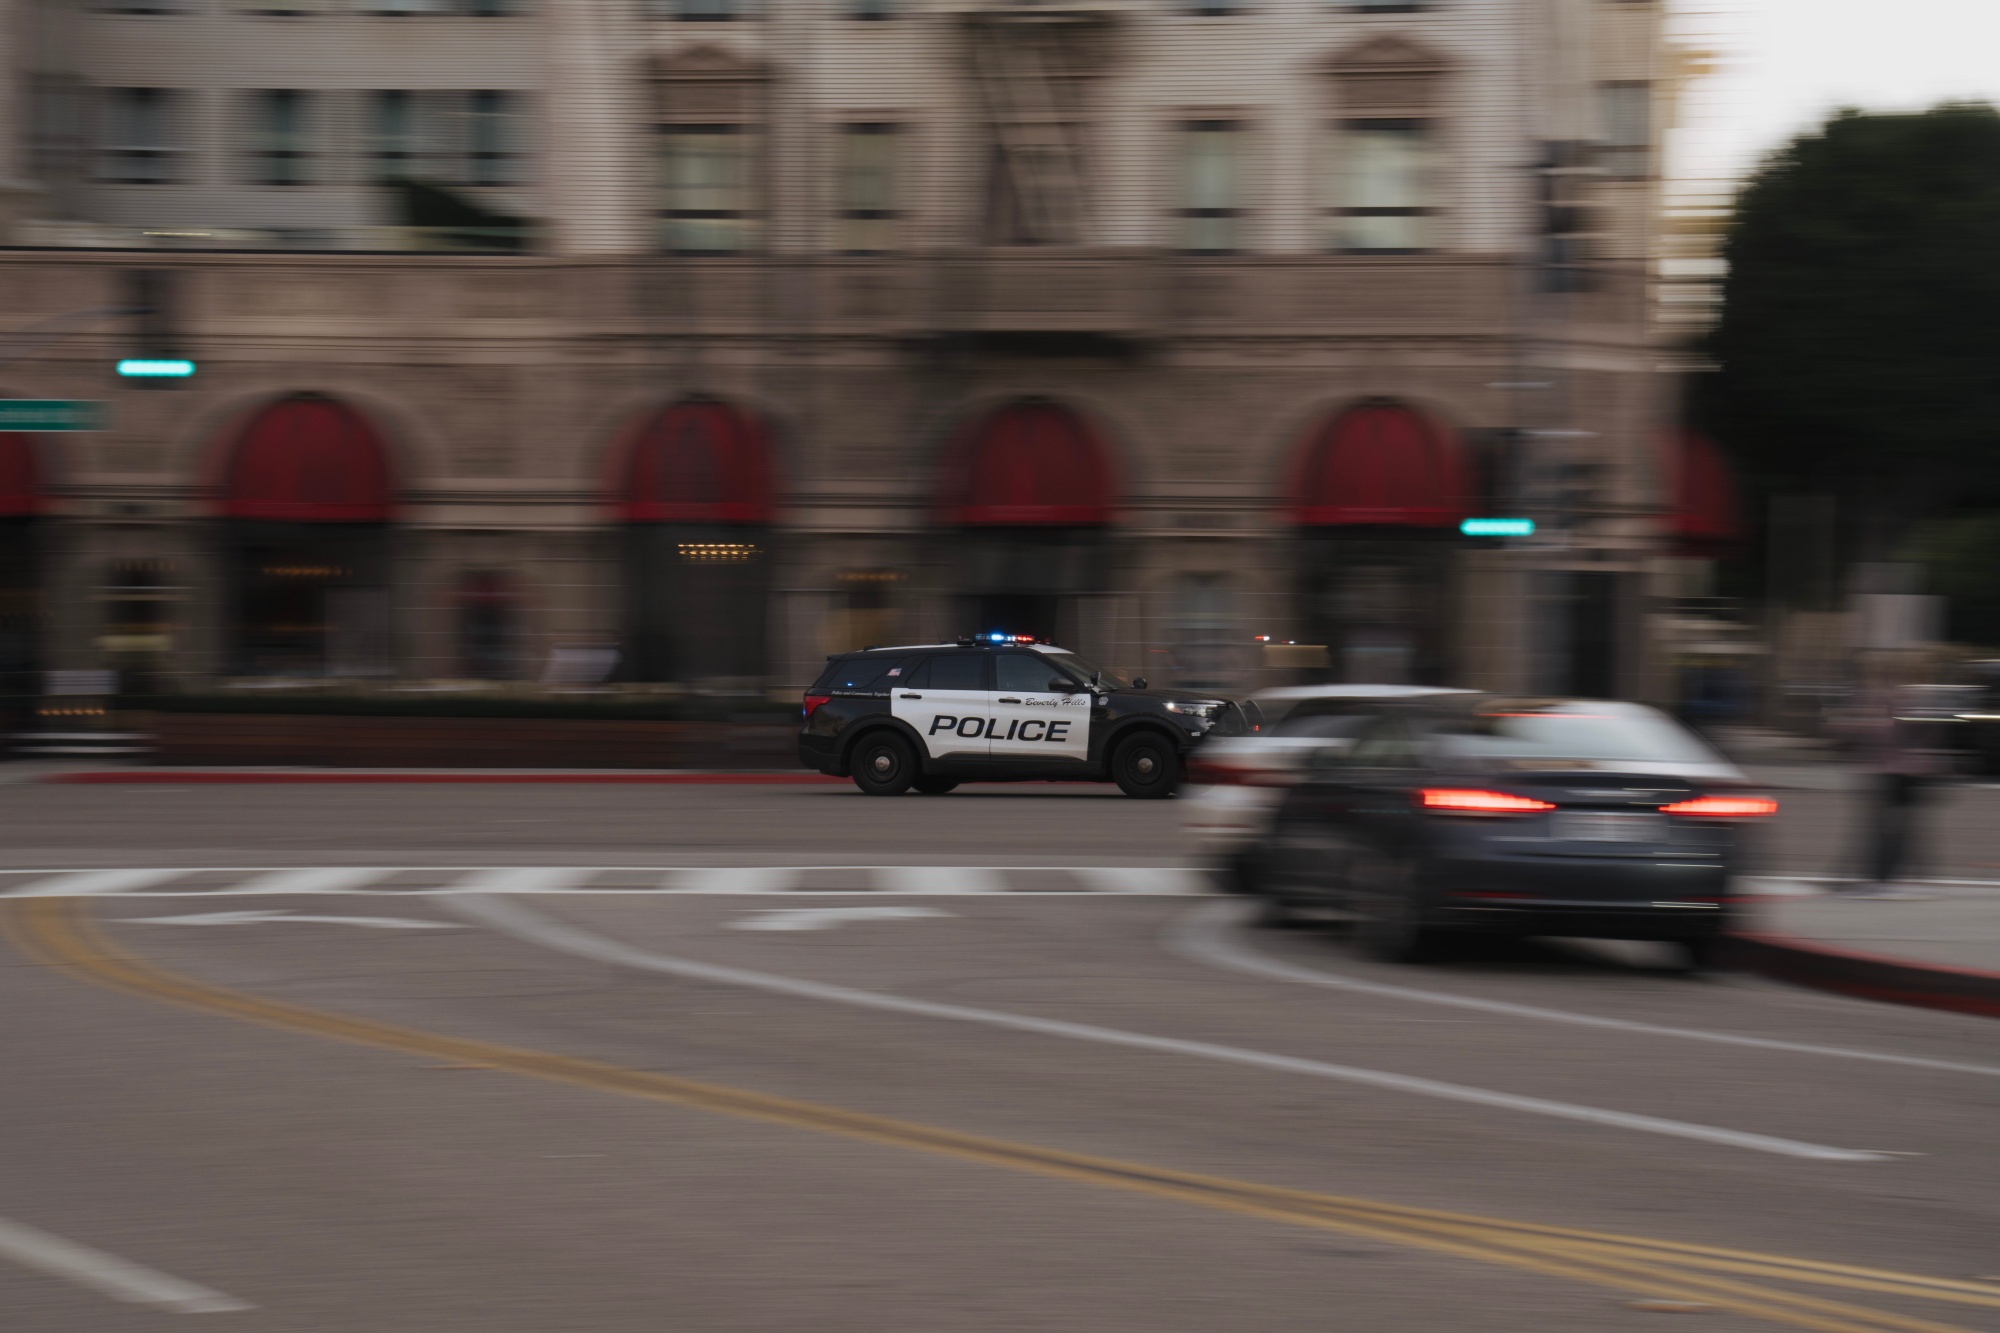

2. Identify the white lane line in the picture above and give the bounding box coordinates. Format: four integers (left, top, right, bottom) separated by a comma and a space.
453, 895, 1882, 1163
211, 866, 397, 896
872, 866, 1005, 895
439, 867, 593, 895
1169, 901, 2000, 1080
1072, 867, 1205, 896
127, 910, 460, 930
0, 1213, 252, 1314
2, 868, 189, 898
731, 906, 953, 933
673, 867, 798, 894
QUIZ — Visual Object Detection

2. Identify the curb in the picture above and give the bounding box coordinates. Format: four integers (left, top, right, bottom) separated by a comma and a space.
1729, 931, 2000, 1021
42, 771, 849, 786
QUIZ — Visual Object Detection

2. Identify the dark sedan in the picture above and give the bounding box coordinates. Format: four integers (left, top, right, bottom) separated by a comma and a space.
1243, 696, 1776, 969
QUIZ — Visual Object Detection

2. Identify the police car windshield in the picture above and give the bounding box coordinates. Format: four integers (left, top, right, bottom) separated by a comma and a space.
1040, 650, 1130, 690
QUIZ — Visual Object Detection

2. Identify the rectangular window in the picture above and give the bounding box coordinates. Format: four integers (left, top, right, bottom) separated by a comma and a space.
837, 123, 898, 253
1176, 120, 1243, 254
848, 0, 894, 17
1327, 119, 1436, 252
655, 0, 742, 18
659, 124, 756, 253
251, 89, 311, 186
99, 88, 178, 184
467, 90, 523, 186
1598, 81, 1650, 179
370, 90, 415, 182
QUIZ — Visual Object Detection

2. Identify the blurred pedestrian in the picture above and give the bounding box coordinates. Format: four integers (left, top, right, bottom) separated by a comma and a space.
1844, 655, 1947, 896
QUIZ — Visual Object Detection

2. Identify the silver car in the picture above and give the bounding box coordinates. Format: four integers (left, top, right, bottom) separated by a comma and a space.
1183, 684, 1471, 891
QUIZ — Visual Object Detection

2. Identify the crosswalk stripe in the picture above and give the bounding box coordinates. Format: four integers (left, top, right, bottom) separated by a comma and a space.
1071, 867, 1205, 896
671, 867, 797, 894
440, 867, 594, 894
213, 867, 399, 896
3, 868, 189, 898
872, 866, 1007, 895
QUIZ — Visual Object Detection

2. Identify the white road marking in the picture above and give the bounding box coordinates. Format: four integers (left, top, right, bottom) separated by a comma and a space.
0, 864, 1207, 896
453, 895, 1883, 1163
212, 866, 395, 896
126, 910, 459, 930
1169, 901, 2000, 1080
872, 866, 1004, 895
673, 867, 798, 894
2, 868, 188, 898
1072, 866, 1205, 896
440, 867, 592, 895
730, 906, 954, 932
0, 1213, 252, 1314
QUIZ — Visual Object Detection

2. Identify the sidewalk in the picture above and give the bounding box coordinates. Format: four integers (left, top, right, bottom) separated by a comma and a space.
1735, 880, 2000, 1020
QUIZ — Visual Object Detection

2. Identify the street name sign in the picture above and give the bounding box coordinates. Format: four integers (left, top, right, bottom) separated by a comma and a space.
0, 400, 110, 432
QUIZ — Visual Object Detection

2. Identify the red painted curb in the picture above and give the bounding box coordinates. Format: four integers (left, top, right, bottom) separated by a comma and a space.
1729, 931, 2000, 1021
44, 771, 849, 786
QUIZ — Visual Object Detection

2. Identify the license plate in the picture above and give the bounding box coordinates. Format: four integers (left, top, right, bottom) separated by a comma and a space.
1552, 812, 1663, 843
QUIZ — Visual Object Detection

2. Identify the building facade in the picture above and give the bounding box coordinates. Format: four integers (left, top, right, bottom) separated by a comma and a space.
1, 0, 1678, 698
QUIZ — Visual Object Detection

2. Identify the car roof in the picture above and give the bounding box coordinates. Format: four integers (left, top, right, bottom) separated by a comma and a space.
836, 642, 1071, 656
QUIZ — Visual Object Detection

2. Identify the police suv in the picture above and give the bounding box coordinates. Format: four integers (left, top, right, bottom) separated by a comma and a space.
799, 636, 1249, 798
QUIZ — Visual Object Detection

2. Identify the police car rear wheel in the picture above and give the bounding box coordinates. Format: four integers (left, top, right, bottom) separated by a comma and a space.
1111, 734, 1180, 799
851, 734, 916, 796
912, 775, 959, 795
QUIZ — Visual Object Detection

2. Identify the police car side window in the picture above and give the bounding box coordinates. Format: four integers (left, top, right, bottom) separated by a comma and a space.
924, 655, 987, 692
994, 653, 1063, 694
828, 656, 910, 693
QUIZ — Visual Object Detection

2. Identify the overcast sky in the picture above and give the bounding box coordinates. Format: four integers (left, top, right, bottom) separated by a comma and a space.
1670, 0, 2000, 190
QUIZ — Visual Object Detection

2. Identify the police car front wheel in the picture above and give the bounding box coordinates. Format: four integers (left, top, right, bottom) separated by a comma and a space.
851, 734, 917, 796
1111, 733, 1181, 799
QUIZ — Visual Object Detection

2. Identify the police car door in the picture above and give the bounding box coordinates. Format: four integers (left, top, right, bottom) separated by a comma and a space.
988, 651, 1090, 762
892, 653, 993, 761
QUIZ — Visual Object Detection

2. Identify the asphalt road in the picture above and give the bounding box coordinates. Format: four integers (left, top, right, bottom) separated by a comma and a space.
4, 780, 2000, 1332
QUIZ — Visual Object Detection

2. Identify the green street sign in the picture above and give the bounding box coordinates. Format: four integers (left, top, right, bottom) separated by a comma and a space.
0, 400, 110, 432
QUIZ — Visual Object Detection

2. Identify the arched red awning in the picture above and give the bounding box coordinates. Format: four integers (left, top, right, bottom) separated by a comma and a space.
1666, 430, 1742, 556
939, 402, 1115, 526
1291, 402, 1469, 528
616, 400, 776, 524
222, 396, 395, 522
0, 433, 41, 518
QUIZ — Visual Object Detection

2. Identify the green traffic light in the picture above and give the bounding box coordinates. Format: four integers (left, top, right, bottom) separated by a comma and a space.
117, 358, 196, 378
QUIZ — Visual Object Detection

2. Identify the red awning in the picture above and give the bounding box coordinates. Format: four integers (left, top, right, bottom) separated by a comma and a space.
1667, 430, 1742, 556
616, 400, 776, 524
223, 396, 395, 522
939, 402, 1115, 526
1292, 403, 1469, 528
0, 432, 41, 518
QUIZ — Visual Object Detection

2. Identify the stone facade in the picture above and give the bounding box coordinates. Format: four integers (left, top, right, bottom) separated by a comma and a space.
3, 0, 1675, 699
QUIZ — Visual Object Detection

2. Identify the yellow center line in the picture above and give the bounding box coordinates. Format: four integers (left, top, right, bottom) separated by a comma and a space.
5, 897, 1985, 1333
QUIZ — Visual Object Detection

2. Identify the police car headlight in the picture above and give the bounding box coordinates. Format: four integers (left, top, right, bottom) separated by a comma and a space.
1166, 700, 1223, 725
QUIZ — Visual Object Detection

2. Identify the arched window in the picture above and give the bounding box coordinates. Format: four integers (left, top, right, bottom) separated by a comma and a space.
0, 432, 41, 517
219, 395, 396, 677
938, 401, 1115, 527
223, 395, 394, 521
616, 399, 775, 524
1291, 401, 1468, 527
615, 399, 776, 684
1665, 430, 1742, 557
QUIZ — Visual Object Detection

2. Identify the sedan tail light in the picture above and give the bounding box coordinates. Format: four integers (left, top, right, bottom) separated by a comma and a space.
802, 694, 832, 719
1660, 795, 1778, 818
1417, 788, 1557, 814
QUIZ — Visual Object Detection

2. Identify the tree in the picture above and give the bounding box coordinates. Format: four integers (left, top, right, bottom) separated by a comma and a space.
1704, 105, 2000, 564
